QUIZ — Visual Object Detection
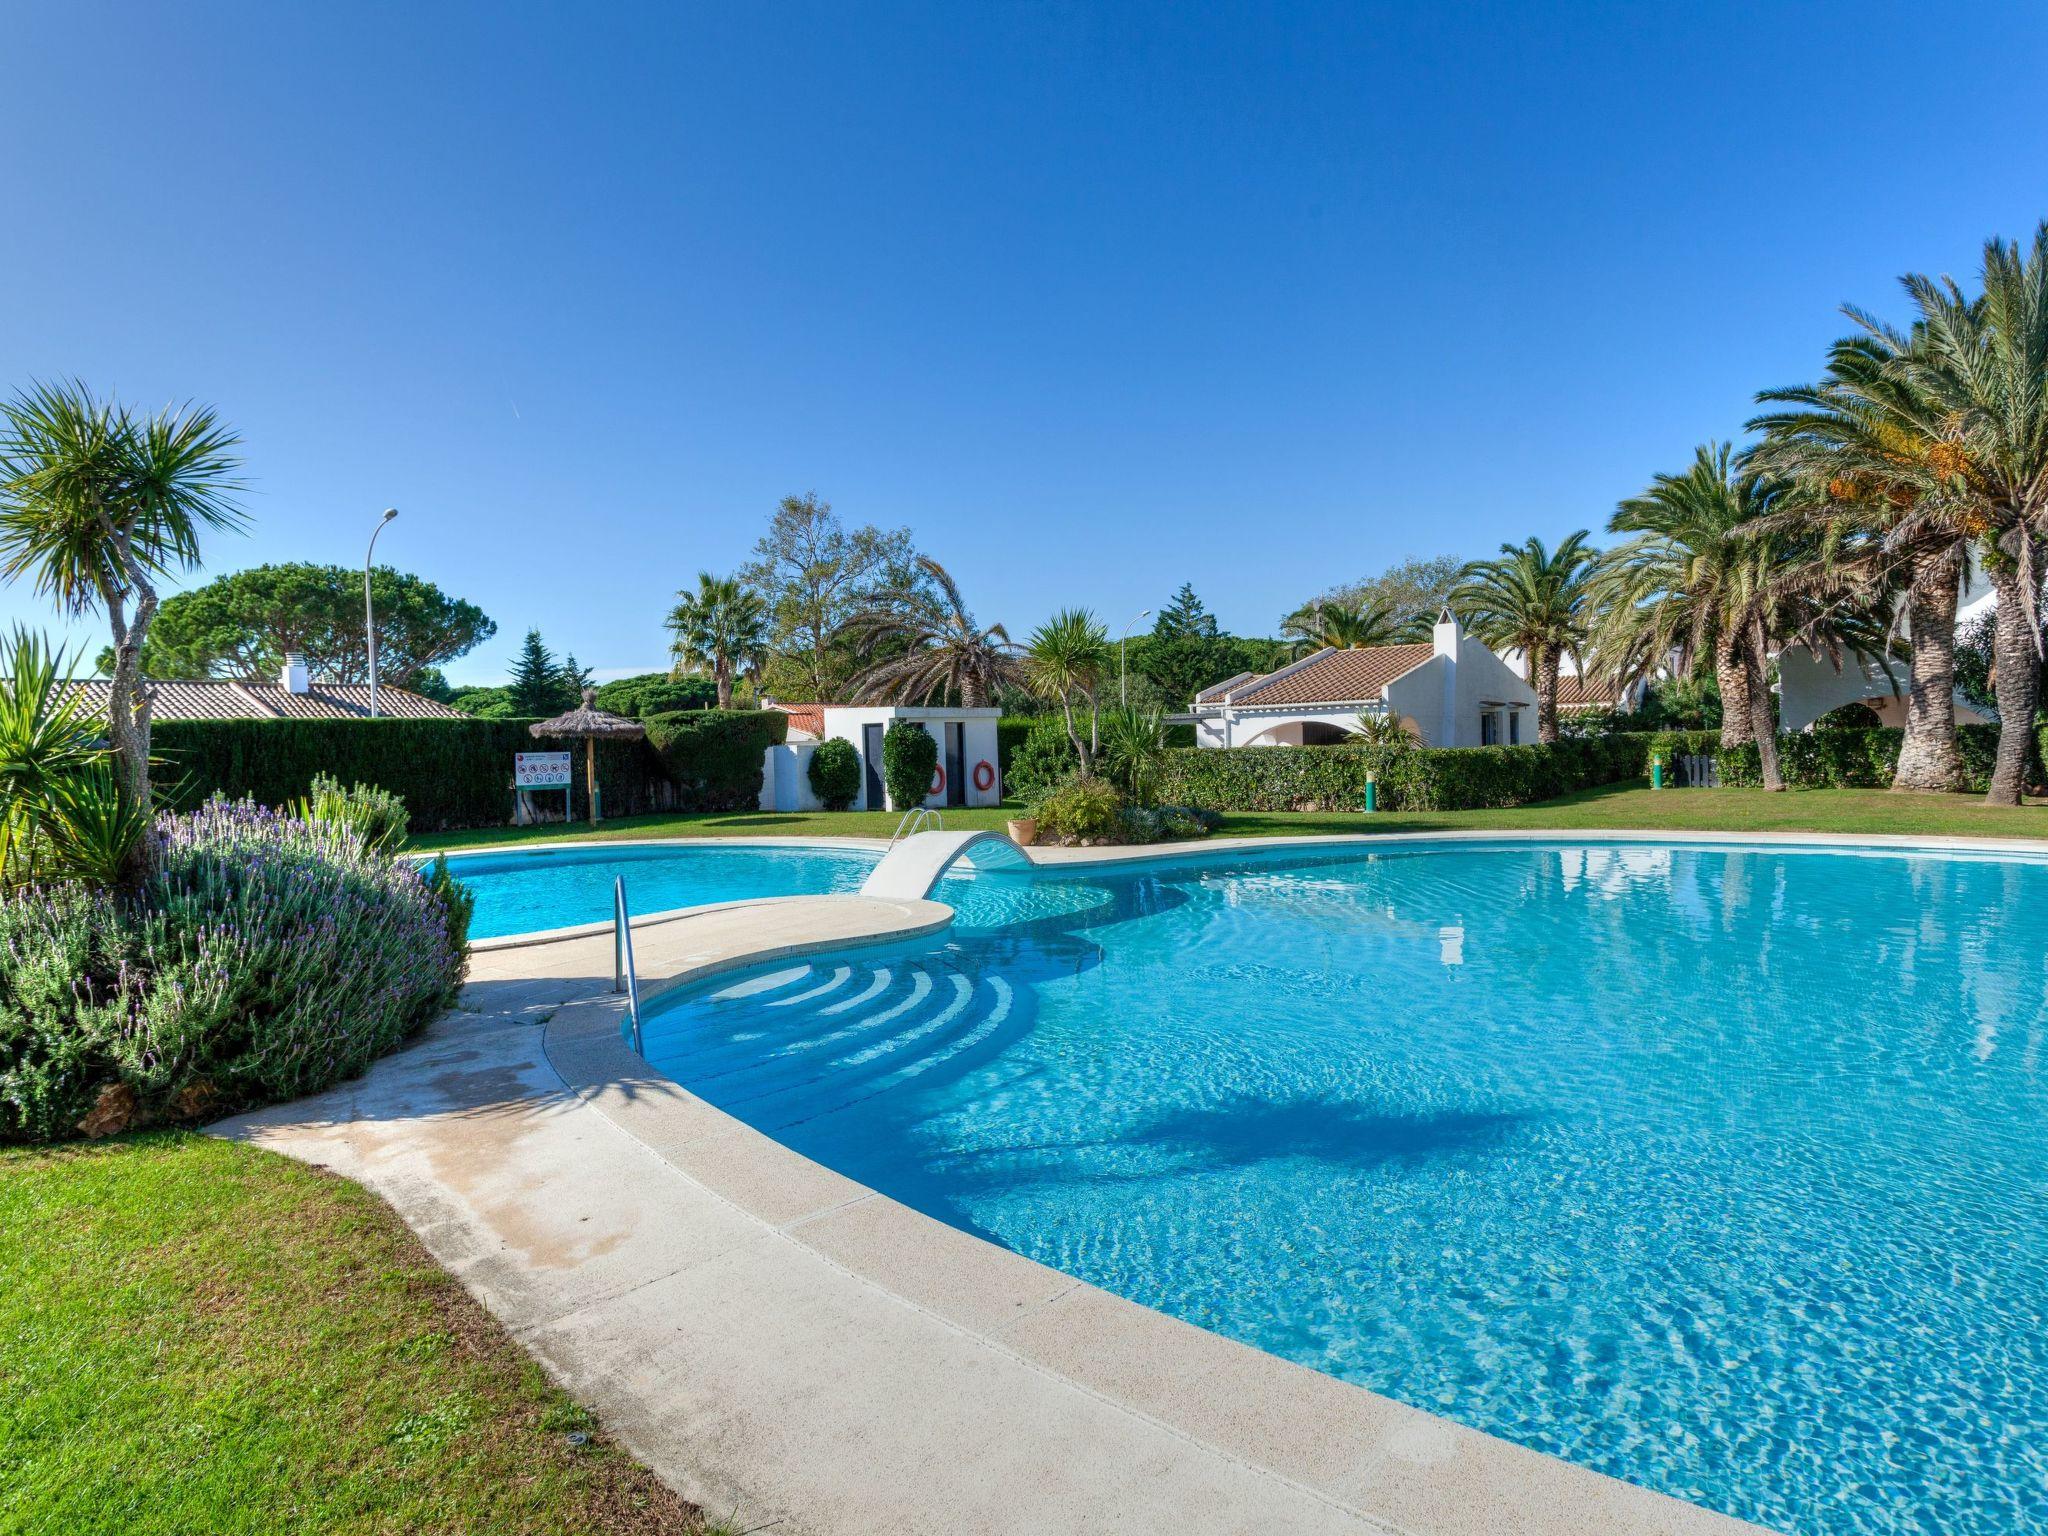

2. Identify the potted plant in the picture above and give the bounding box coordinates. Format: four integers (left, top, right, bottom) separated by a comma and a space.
1006, 815, 1037, 845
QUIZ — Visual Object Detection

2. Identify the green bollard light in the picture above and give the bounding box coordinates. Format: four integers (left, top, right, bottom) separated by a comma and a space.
1651, 753, 1664, 790
1364, 771, 1378, 813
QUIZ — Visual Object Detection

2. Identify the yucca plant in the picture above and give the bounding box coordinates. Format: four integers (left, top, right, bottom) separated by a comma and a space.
1025, 608, 1109, 775
1097, 705, 1167, 803
0, 382, 245, 830
0, 628, 156, 888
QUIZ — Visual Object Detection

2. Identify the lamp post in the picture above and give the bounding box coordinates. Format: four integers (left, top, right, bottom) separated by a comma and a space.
1120, 608, 1152, 707
365, 508, 399, 716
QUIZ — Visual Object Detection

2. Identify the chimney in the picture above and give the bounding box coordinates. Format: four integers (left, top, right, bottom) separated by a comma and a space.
281, 653, 310, 694
1432, 605, 1460, 658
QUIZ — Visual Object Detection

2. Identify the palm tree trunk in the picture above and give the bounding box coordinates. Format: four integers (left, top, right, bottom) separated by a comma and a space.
1533, 646, 1560, 744
715, 657, 733, 711
1713, 634, 1750, 751
1893, 547, 1966, 793
1985, 555, 2040, 806
1745, 624, 1784, 792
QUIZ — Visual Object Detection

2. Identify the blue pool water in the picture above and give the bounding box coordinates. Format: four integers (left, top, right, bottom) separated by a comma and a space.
638, 841, 2048, 1536
447, 842, 877, 938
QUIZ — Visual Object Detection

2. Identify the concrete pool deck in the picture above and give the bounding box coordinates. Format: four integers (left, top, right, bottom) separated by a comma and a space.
218, 870, 1777, 1536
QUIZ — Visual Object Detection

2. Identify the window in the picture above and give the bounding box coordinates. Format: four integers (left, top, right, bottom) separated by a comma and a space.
1508, 709, 1520, 744
1480, 712, 1498, 745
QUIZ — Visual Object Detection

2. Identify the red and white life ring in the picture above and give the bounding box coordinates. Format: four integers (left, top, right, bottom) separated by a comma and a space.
930, 764, 946, 797
972, 759, 997, 793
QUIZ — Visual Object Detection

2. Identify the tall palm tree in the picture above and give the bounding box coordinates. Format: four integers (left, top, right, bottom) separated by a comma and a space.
666, 572, 768, 709
1750, 319, 1980, 792
1887, 225, 2048, 805
1024, 608, 1108, 775
841, 556, 1022, 707
0, 381, 244, 817
1450, 533, 1599, 743
1280, 595, 1423, 654
1592, 444, 1800, 789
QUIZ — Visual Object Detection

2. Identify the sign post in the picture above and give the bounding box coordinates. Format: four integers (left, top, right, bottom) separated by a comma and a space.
515, 751, 574, 824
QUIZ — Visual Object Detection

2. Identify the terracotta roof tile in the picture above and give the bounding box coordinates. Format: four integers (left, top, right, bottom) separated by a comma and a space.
1553, 674, 1624, 710
63, 680, 469, 721
769, 703, 826, 738
1219, 645, 1435, 708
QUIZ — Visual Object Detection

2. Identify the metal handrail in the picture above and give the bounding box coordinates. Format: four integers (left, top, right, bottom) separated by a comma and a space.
890, 805, 944, 843
613, 876, 643, 1056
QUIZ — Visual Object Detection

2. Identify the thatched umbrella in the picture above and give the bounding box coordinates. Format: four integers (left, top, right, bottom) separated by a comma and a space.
530, 689, 646, 827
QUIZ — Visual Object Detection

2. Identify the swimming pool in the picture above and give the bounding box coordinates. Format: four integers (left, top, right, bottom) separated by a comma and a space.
447, 842, 878, 938
637, 839, 2048, 1536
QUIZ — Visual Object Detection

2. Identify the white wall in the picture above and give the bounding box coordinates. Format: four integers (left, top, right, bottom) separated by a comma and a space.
1777, 645, 1993, 732
774, 708, 999, 811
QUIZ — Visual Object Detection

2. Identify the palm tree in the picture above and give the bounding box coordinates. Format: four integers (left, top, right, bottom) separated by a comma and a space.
841, 556, 1023, 706
1450, 533, 1599, 743
666, 573, 768, 709
1024, 608, 1108, 775
1886, 225, 2048, 805
1280, 595, 1424, 654
1749, 318, 1980, 793
1592, 444, 1802, 790
0, 381, 244, 817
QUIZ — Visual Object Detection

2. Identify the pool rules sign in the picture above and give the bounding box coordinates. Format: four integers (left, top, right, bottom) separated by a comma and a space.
516, 751, 573, 821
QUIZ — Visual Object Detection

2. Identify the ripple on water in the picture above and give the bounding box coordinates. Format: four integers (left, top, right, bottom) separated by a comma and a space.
640, 842, 2048, 1536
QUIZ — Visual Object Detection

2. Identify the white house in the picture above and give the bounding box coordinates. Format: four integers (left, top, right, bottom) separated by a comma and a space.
761, 703, 1003, 812
1190, 609, 1540, 748
1775, 563, 1996, 731
1495, 648, 1647, 717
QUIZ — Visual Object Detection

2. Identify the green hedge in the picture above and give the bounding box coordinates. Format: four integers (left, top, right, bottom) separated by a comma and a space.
153, 718, 665, 831
643, 709, 788, 812
1153, 737, 1653, 813
1714, 724, 2005, 790
150, 710, 785, 831
997, 716, 1036, 776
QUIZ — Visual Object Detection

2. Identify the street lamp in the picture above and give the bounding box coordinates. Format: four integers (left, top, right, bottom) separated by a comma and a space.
1120, 608, 1152, 707
365, 508, 399, 717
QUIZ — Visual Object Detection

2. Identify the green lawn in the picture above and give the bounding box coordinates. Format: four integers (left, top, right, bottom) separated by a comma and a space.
409, 782, 2048, 853
0, 1133, 719, 1536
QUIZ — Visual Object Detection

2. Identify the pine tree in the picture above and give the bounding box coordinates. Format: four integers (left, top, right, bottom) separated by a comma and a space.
560, 652, 596, 700
508, 628, 567, 715
1153, 582, 1217, 639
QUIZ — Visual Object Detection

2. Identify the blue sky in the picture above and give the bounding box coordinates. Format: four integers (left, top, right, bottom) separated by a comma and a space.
4, 2, 2046, 686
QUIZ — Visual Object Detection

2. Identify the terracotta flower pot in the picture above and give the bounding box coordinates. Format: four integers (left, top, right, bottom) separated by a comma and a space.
1006, 817, 1038, 846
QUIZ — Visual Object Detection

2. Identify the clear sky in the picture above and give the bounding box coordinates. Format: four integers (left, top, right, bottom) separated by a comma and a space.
4, 1, 2046, 685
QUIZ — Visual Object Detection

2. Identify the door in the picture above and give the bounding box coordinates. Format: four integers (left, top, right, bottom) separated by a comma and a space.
862, 723, 886, 809
944, 722, 966, 807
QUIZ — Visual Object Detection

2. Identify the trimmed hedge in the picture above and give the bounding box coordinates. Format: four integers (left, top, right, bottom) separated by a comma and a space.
882, 719, 939, 810
997, 716, 1036, 776
808, 736, 861, 811
153, 718, 665, 831
1153, 737, 1653, 813
150, 710, 787, 831
643, 709, 789, 812
1715, 724, 2004, 790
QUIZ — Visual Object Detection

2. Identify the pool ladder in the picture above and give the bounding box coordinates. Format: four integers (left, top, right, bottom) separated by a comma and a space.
613, 876, 643, 1056
891, 806, 944, 843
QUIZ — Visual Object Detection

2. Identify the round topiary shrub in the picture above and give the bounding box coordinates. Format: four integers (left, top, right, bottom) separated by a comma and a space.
807, 737, 861, 811
882, 721, 939, 811
0, 797, 472, 1144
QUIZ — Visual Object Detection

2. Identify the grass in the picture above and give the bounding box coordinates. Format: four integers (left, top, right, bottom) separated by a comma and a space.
408, 781, 2048, 853
0, 1132, 722, 1536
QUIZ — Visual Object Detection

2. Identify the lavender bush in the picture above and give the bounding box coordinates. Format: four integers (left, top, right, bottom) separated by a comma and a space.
0, 796, 471, 1142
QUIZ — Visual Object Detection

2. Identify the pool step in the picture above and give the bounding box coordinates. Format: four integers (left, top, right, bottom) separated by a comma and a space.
638, 958, 1022, 1122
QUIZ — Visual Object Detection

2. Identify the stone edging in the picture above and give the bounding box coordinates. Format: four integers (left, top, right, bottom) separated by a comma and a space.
531, 890, 1770, 1536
